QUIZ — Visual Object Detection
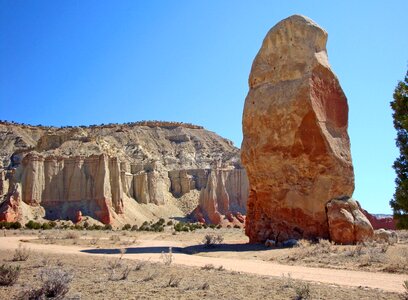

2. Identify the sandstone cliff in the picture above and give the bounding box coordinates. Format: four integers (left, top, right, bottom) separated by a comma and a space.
0, 121, 246, 226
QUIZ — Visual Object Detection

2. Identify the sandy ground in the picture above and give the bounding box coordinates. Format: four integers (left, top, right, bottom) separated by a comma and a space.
0, 234, 406, 294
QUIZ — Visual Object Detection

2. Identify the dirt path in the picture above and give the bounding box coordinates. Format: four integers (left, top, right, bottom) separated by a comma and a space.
1, 236, 406, 293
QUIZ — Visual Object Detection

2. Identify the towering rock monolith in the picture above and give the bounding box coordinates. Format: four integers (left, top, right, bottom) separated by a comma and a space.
241, 15, 357, 243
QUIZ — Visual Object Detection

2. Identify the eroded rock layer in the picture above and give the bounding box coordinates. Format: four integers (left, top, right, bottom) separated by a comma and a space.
0, 121, 245, 226
242, 15, 355, 243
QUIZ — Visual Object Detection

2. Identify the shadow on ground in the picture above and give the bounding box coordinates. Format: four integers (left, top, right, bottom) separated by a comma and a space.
80, 243, 269, 255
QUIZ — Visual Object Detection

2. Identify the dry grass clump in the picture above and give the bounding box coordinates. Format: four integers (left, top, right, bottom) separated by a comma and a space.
202, 234, 224, 247
382, 247, 408, 273
273, 236, 408, 274
106, 248, 132, 281
402, 280, 408, 300
292, 239, 335, 260
161, 247, 174, 266
0, 264, 20, 286
63, 231, 80, 240
12, 244, 30, 261
109, 234, 121, 243
166, 274, 182, 288
20, 267, 73, 299
294, 282, 311, 300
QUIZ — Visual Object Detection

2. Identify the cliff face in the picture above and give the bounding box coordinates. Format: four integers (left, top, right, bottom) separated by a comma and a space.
0, 121, 246, 226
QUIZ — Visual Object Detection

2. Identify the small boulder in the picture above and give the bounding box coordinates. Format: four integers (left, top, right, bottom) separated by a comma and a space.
373, 229, 398, 245
326, 198, 374, 244
265, 239, 276, 247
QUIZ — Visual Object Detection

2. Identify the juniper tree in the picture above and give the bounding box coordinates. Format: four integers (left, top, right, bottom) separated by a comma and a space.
390, 70, 408, 229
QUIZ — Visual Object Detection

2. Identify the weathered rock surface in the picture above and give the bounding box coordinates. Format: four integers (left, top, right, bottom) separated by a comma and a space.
0, 121, 245, 226
242, 15, 355, 243
169, 168, 248, 225
326, 198, 373, 244
373, 229, 398, 245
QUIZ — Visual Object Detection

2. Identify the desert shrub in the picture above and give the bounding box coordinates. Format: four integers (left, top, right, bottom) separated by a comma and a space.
134, 261, 146, 271
142, 271, 157, 282
73, 224, 83, 230
202, 234, 224, 247
122, 224, 131, 230
403, 280, 408, 300
104, 224, 113, 230
0, 264, 20, 286
209, 224, 216, 229
88, 224, 102, 230
41, 223, 52, 230
233, 224, 241, 229
201, 264, 215, 270
21, 267, 73, 299
12, 244, 30, 261
0, 221, 22, 229
161, 247, 173, 266
167, 220, 173, 226
139, 220, 165, 232
166, 274, 181, 287
173, 222, 203, 232
131, 225, 138, 231
109, 235, 120, 243
199, 282, 210, 290
63, 231, 80, 239
83, 221, 89, 229
119, 265, 131, 280
89, 238, 99, 246
25, 220, 41, 230
294, 282, 311, 300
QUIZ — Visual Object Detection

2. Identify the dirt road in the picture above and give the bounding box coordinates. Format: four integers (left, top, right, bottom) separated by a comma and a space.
1, 236, 406, 293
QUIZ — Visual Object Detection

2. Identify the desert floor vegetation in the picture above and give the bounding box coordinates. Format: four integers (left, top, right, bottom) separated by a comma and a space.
3, 228, 408, 275
0, 248, 401, 300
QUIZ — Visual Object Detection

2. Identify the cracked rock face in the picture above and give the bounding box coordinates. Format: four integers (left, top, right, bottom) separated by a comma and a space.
241, 15, 355, 243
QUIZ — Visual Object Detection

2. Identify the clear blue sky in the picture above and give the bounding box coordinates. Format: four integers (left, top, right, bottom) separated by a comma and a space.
1, 1, 407, 214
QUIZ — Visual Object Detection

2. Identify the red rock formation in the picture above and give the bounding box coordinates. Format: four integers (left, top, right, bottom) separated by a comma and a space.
75, 210, 83, 223
242, 15, 356, 243
0, 169, 22, 222
359, 205, 396, 230
193, 169, 248, 225
0, 192, 20, 222
326, 198, 373, 244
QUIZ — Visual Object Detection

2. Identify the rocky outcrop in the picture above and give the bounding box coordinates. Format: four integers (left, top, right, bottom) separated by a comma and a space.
326, 198, 373, 244
242, 15, 355, 243
169, 168, 248, 225
373, 229, 398, 245
0, 169, 22, 222
0, 121, 244, 225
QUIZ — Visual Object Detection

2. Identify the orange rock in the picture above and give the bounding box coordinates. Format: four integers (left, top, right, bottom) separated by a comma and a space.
75, 210, 83, 223
0, 193, 20, 222
326, 198, 373, 244
242, 15, 355, 243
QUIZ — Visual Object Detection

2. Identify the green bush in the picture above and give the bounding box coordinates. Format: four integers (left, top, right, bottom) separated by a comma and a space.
0, 221, 22, 230
41, 223, 52, 230
25, 220, 41, 230
104, 224, 113, 230
122, 224, 131, 230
